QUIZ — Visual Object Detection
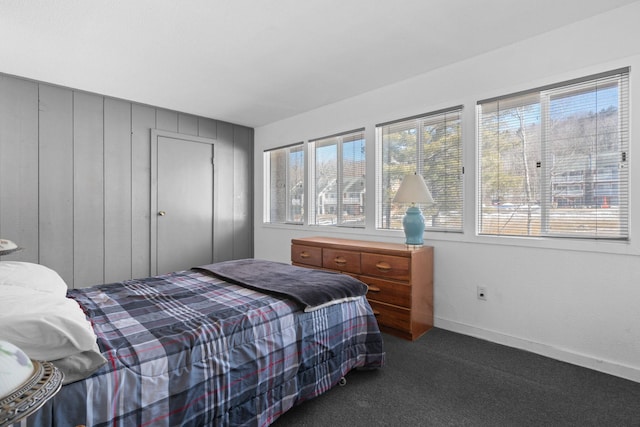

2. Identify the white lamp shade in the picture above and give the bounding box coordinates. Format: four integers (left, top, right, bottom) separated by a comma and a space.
393, 173, 434, 204
0, 340, 63, 425
0, 341, 34, 399
0, 239, 21, 256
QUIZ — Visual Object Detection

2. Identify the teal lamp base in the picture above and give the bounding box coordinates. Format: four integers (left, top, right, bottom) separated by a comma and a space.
402, 206, 425, 246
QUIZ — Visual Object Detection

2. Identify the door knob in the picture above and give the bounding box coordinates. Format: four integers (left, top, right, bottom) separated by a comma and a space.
158, 211, 166, 216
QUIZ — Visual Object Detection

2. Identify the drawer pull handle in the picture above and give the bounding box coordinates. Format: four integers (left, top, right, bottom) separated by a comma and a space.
299, 252, 310, 259
372, 310, 381, 316
375, 261, 392, 272
368, 286, 381, 293
334, 256, 347, 265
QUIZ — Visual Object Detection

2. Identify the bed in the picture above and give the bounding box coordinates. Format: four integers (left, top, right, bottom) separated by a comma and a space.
0, 259, 384, 426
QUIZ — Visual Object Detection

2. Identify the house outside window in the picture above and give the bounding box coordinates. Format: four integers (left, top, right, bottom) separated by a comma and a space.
263, 143, 304, 224
309, 129, 365, 227
477, 68, 629, 239
376, 107, 463, 232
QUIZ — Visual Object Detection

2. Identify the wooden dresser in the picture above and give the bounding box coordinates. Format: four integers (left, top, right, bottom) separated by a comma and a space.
291, 236, 433, 341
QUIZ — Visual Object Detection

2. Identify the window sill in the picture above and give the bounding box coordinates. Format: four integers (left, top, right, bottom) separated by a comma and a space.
258, 222, 639, 256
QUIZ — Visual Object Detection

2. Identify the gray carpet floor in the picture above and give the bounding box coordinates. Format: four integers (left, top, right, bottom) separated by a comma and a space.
272, 328, 640, 426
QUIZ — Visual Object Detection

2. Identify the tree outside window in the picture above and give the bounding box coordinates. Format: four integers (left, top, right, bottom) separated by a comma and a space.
377, 107, 463, 232
477, 68, 629, 239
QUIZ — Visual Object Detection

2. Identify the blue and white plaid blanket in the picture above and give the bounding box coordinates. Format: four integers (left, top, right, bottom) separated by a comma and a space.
23, 268, 384, 427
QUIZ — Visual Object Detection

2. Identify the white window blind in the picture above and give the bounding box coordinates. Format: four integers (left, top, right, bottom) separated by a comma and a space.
263, 143, 304, 224
376, 106, 463, 232
477, 68, 629, 239
309, 129, 365, 227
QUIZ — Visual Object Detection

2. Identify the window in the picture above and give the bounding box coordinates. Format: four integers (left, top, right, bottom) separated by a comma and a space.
309, 129, 365, 227
263, 143, 304, 224
477, 68, 629, 239
376, 107, 463, 232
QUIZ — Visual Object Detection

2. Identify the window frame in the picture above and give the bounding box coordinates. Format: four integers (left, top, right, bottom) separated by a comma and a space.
375, 106, 464, 233
476, 67, 629, 240
263, 142, 305, 225
308, 128, 366, 228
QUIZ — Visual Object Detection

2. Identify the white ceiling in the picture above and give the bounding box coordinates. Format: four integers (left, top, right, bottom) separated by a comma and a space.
1, 0, 637, 128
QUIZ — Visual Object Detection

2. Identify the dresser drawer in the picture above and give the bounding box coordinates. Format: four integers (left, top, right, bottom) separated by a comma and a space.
291, 244, 322, 267
360, 276, 411, 308
368, 300, 411, 332
322, 248, 361, 274
361, 253, 410, 281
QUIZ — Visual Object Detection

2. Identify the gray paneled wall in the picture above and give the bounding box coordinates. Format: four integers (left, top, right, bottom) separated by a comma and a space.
0, 74, 253, 288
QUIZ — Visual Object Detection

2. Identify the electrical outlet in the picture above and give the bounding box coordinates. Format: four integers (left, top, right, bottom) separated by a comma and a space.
477, 286, 487, 301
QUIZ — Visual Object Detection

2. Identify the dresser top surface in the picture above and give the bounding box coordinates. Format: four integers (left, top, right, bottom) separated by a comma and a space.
291, 236, 432, 255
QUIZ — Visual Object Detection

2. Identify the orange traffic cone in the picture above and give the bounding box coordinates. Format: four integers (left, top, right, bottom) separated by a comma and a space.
602, 196, 609, 208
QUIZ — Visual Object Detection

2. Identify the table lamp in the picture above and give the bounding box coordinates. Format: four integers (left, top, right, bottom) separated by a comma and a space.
0, 239, 22, 256
393, 173, 434, 246
0, 341, 63, 425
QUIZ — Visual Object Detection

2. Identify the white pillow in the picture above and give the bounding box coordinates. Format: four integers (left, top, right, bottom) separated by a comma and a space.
52, 349, 107, 385
0, 286, 100, 361
0, 261, 68, 296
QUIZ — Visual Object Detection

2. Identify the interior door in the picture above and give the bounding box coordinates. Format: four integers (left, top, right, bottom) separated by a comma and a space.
153, 133, 214, 275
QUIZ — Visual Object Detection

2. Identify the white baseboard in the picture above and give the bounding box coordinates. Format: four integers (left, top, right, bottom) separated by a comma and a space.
435, 317, 640, 384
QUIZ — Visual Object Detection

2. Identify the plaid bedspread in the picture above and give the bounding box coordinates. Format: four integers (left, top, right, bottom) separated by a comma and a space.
23, 269, 384, 427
